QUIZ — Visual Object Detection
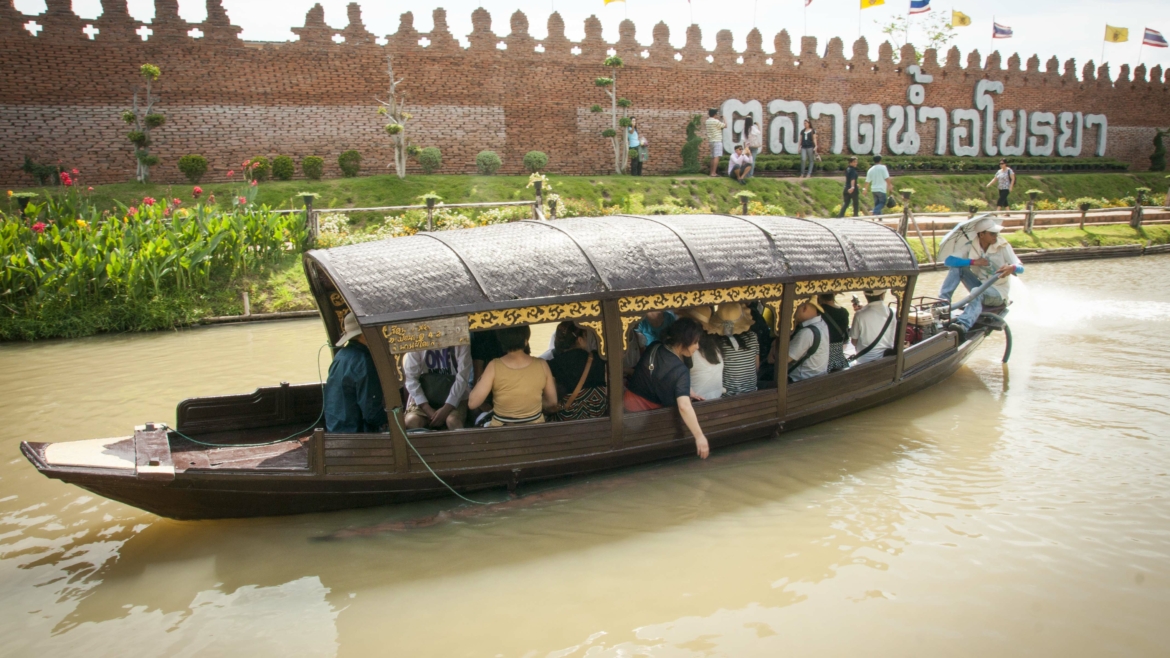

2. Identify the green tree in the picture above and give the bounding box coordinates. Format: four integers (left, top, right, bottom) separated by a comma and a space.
376, 55, 412, 179
680, 115, 703, 173
595, 56, 630, 175
122, 64, 165, 183
1151, 129, 1167, 172
877, 11, 957, 62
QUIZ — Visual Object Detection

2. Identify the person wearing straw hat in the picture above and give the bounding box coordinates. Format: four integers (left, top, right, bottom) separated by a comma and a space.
786, 298, 829, 382
323, 312, 388, 433
680, 306, 725, 401
705, 303, 759, 396
939, 216, 1023, 333
849, 289, 897, 366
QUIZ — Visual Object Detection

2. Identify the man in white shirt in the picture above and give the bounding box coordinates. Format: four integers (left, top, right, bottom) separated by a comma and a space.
863, 154, 892, 215
403, 345, 473, 430
728, 145, 753, 184
940, 218, 1024, 332
787, 299, 829, 382
849, 289, 897, 365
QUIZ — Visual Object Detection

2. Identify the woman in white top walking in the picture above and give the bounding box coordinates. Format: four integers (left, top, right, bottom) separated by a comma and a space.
986, 159, 1015, 211
744, 116, 763, 178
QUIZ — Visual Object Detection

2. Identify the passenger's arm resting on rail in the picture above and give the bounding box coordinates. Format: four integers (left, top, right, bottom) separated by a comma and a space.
675, 397, 710, 459
541, 360, 560, 413
402, 352, 426, 408
447, 345, 473, 407
467, 361, 495, 410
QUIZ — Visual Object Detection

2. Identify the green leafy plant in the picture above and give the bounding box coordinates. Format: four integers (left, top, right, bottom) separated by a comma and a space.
177, 154, 208, 183
418, 191, 443, 204
416, 147, 443, 174
376, 55, 412, 179
302, 156, 324, 180
523, 151, 549, 173
406, 145, 421, 157
20, 157, 66, 185
475, 150, 502, 175
271, 155, 295, 181
338, 150, 362, 178
680, 115, 703, 173
123, 63, 165, 182
962, 198, 989, 213
595, 56, 630, 174
1150, 129, 1166, 172
246, 156, 270, 182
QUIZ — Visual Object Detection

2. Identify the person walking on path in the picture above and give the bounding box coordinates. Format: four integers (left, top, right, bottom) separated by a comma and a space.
986, 159, 1015, 211
744, 116, 763, 178
706, 109, 726, 177
864, 155, 892, 215
838, 156, 860, 217
627, 117, 643, 176
800, 119, 819, 178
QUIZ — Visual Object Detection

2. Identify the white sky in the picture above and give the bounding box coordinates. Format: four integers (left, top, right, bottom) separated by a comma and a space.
13, 0, 1170, 75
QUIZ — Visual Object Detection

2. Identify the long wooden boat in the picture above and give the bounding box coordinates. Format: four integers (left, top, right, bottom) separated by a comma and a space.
21, 213, 988, 519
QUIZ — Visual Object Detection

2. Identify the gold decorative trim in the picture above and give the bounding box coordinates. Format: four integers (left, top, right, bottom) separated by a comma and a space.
765, 300, 784, 333
393, 354, 404, 382
579, 320, 606, 358
328, 291, 350, 328
619, 284, 785, 314
468, 301, 601, 330
795, 276, 908, 296
621, 315, 641, 352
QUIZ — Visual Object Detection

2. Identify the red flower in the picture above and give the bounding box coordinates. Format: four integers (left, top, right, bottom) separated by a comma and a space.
250, 180, 258, 187
31, 222, 46, 234
87, 186, 94, 191
243, 160, 250, 167
173, 198, 182, 205
192, 186, 203, 198
71, 168, 79, 175
238, 196, 247, 205
128, 206, 138, 216
143, 197, 155, 206
60, 172, 73, 186
227, 170, 235, 177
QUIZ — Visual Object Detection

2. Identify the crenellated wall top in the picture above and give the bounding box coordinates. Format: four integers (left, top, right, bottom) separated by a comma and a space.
5, 1, 1170, 88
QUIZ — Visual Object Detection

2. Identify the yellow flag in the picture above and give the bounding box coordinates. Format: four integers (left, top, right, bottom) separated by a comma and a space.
604, 0, 625, 4
861, 0, 885, 8
1104, 25, 1129, 43
952, 11, 972, 27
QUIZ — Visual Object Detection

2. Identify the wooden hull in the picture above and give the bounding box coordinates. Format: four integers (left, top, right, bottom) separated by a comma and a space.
21, 330, 980, 520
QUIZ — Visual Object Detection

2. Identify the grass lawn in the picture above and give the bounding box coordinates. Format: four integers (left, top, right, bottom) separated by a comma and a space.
11, 172, 1167, 220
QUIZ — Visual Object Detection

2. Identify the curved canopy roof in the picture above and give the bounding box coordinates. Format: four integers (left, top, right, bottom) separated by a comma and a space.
306, 214, 917, 325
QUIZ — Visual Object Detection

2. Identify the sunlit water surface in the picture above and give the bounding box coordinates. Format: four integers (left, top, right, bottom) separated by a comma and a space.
1, 257, 1169, 657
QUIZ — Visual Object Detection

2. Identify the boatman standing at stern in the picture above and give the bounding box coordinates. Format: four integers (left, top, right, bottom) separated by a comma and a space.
940, 218, 1023, 334
324, 312, 388, 433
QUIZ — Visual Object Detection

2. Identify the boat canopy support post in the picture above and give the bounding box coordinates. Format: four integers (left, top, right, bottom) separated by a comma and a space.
362, 324, 409, 473
602, 299, 626, 449
894, 275, 916, 381
775, 283, 796, 419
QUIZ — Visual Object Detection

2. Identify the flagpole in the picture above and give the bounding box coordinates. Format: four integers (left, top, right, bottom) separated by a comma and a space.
804, 0, 808, 36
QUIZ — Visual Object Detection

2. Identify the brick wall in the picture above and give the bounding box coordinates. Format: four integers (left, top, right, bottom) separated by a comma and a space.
1, 1, 1167, 186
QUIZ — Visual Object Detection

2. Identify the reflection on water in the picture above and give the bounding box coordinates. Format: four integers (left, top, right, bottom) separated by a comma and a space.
2, 258, 1169, 656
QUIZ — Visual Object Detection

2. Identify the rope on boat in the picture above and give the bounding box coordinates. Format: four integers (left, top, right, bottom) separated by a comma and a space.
163, 343, 330, 449
392, 408, 493, 506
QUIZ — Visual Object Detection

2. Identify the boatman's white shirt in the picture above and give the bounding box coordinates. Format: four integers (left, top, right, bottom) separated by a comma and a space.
963, 236, 1022, 302
849, 302, 897, 365
788, 316, 829, 381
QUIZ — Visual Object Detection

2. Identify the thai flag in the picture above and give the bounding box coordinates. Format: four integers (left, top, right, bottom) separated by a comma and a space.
910, 0, 931, 15
1144, 28, 1168, 48
993, 22, 1013, 39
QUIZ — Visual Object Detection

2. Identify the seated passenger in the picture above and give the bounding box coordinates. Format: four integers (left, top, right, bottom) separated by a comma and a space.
680, 307, 724, 400
324, 312, 388, 433
787, 299, 829, 382
818, 293, 850, 372
708, 303, 759, 396
467, 325, 558, 426
547, 322, 608, 421
849, 289, 897, 365
403, 345, 472, 430
538, 321, 601, 360
624, 317, 710, 459
728, 144, 753, 184
469, 329, 505, 419
624, 309, 677, 376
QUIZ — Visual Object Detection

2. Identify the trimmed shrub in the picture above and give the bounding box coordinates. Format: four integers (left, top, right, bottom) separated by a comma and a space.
302, 156, 324, 180
177, 154, 208, 183
680, 115, 703, 173
1151, 130, 1167, 172
338, 150, 362, 177
523, 151, 549, 173
248, 156, 270, 182
271, 155, 295, 181
476, 150, 502, 175
417, 147, 443, 174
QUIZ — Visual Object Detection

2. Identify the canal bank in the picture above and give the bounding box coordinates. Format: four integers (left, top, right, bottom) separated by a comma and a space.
1, 257, 1168, 656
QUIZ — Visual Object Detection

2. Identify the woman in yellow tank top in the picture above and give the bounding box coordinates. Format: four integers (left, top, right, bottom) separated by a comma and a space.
468, 326, 559, 426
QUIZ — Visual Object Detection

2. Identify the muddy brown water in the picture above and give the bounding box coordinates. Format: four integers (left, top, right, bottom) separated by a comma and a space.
2, 258, 1169, 657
